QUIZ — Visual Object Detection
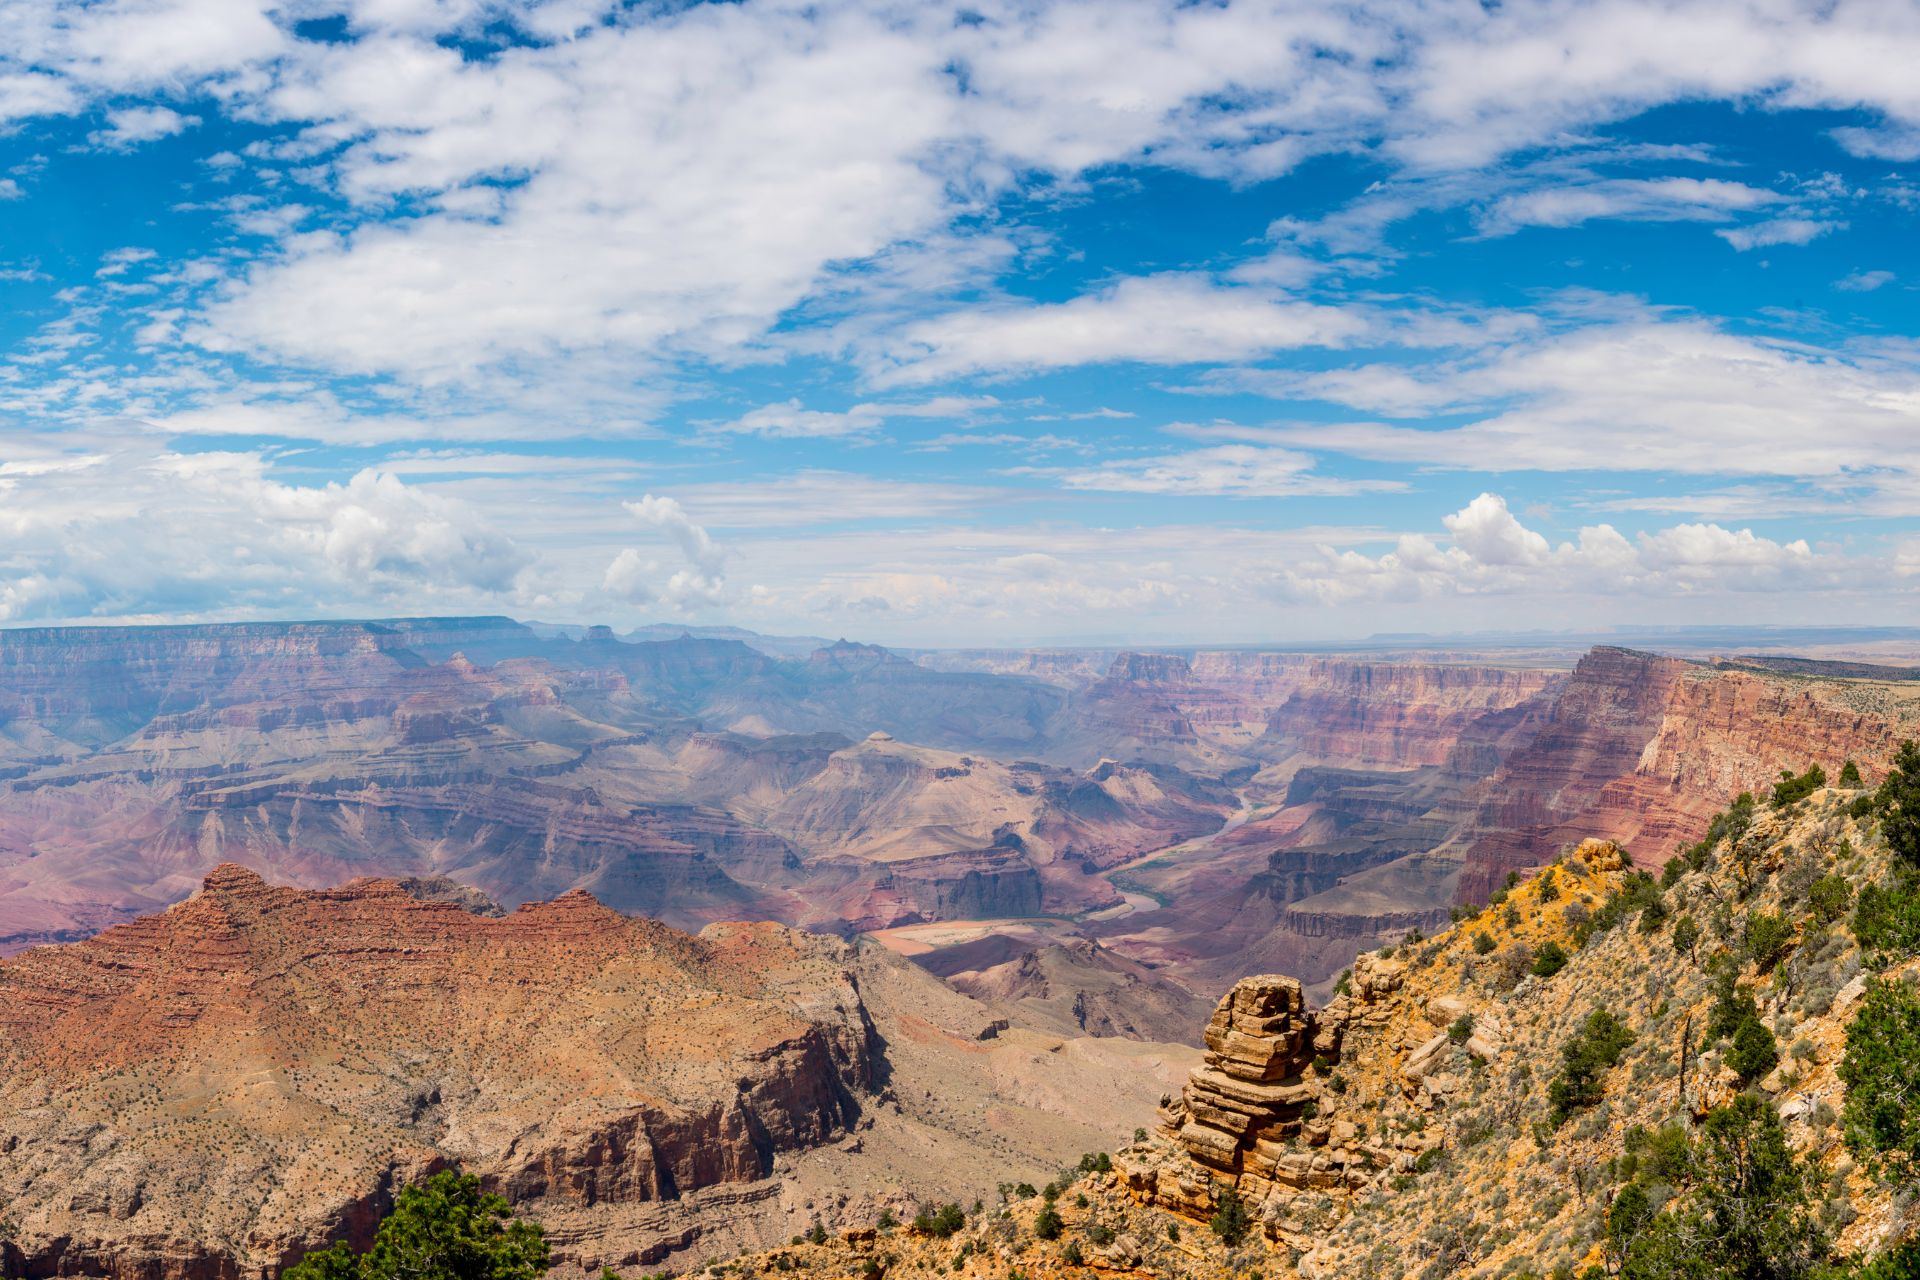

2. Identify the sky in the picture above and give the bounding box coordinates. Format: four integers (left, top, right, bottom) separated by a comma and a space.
0, 0, 1918, 645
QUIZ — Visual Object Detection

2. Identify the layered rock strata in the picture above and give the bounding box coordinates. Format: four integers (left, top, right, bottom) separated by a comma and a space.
0, 865, 875, 1279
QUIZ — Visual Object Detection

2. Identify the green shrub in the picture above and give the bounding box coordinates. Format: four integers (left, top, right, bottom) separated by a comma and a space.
1771, 763, 1827, 810
1727, 1016, 1780, 1084
1880, 741, 1920, 869
1532, 941, 1570, 979
1032, 1205, 1062, 1241
1853, 876, 1920, 956
1615, 1095, 1827, 1280
1671, 913, 1700, 961
1809, 874, 1853, 925
1548, 1008, 1635, 1126
1473, 930, 1496, 955
1744, 912, 1795, 972
1839, 977, 1920, 1177
283, 1172, 550, 1280
914, 1204, 965, 1238
1840, 760, 1864, 788
1209, 1187, 1253, 1246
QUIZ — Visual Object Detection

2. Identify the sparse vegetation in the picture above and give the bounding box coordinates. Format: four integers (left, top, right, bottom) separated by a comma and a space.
1209, 1186, 1252, 1247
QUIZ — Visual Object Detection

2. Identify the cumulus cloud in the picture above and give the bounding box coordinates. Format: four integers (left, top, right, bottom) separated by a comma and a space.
1836, 270, 1895, 292
1268, 493, 1830, 606
0, 440, 530, 621
608, 494, 727, 609
86, 105, 198, 149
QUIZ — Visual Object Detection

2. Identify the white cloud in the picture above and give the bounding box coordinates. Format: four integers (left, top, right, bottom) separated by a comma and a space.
0, 437, 530, 621
86, 105, 198, 149
657, 472, 1003, 528
1837, 270, 1895, 293
1832, 122, 1920, 162
706, 395, 999, 439
1050, 444, 1404, 498
866, 274, 1369, 386
1716, 217, 1844, 251
1266, 317, 1920, 483
610, 493, 726, 609
1477, 177, 1780, 235
1268, 493, 1835, 606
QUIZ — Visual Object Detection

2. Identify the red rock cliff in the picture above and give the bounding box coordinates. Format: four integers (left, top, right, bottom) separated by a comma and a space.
0, 866, 875, 1280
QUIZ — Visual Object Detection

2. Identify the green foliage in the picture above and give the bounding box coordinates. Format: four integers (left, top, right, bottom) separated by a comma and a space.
1707, 967, 1764, 1044
913, 1204, 965, 1238
1473, 930, 1497, 955
1727, 1016, 1781, 1084
876, 1208, 897, 1230
806, 1222, 828, 1246
1208, 1187, 1252, 1247
1852, 876, 1920, 957
1628, 1122, 1692, 1182
1616, 1094, 1828, 1280
1606, 1181, 1655, 1269
1672, 913, 1701, 961
1532, 941, 1570, 978
284, 1172, 550, 1280
1076, 1151, 1112, 1175
1448, 1013, 1475, 1045
1839, 760, 1864, 788
1744, 912, 1796, 972
1845, 1241, 1920, 1280
1032, 1206, 1062, 1241
1839, 977, 1920, 1177
1809, 874, 1854, 925
1538, 867, 1561, 902
1880, 741, 1920, 870
1772, 763, 1828, 810
1681, 792, 1758, 870
1661, 857, 1687, 889
1548, 1008, 1634, 1126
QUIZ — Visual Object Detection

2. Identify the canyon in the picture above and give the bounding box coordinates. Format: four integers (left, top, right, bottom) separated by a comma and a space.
2, 619, 1917, 1009
4, 619, 1920, 1279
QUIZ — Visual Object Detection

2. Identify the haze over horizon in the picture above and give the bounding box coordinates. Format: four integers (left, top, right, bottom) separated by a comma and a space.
0, 0, 1917, 644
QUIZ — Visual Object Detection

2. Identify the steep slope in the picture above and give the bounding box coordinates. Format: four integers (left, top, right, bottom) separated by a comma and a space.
0, 868, 1197, 1278
1121, 788, 1917, 1276
1450, 647, 1920, 900
1160, 650, 1920, 993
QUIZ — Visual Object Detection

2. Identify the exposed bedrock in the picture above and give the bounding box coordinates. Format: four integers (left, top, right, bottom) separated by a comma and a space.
0, 867, 874, 1280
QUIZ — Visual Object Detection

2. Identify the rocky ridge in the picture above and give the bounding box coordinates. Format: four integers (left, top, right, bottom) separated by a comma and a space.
0, 867, 1195, 1278
1115, 781, 1917, 1277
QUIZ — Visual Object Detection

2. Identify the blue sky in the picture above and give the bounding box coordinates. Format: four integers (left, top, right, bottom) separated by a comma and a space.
0, 0, 1917, 644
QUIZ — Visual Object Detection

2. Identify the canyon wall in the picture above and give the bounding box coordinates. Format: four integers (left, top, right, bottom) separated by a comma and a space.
0, 867, 1195, 1277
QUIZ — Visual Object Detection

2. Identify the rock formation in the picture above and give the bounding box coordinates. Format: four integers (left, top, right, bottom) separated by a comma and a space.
0, 865, 1196, 1277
